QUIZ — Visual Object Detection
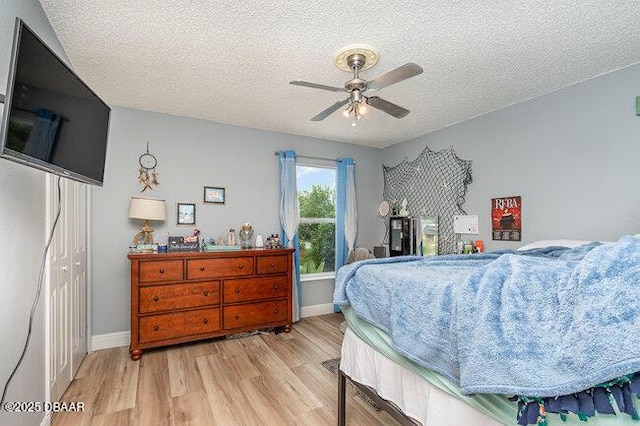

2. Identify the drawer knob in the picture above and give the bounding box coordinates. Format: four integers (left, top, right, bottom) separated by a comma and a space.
204, 318, 209, 324
235, 314, 240, 320
235, 288, 240, 294
159, 268, 165, 273
270, 262, 276, 267
153, 296, 159, 302
274, 309, 279, 314
199, 266, 205, 271
237, 264, 243, 269
153, 325, 159, 331
273, 284, 279, 290
204, 291, 209, 296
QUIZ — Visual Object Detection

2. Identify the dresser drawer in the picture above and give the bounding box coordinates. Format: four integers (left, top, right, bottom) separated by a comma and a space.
139, 260, 183, 282
139, 281, 219, 314
256, 255, 289, 274
223, 300, 287, 330
187, 257, 253, 279
139, 308, 220, 343
223, 276, 288, 303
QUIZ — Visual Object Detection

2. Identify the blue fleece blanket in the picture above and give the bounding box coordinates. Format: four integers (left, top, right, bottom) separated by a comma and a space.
334, 236, 640, 398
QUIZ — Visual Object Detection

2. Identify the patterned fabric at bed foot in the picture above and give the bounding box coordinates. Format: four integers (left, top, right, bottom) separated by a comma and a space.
514, 373, 640, 424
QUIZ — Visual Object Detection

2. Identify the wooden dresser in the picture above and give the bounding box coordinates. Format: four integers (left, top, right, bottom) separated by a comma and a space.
127, 248, 293, 360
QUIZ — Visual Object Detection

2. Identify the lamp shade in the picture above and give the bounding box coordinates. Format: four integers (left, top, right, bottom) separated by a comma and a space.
129, 197, 166, 221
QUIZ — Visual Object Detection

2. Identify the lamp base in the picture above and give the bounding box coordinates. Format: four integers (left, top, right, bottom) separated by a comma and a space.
133, 220, 155, 246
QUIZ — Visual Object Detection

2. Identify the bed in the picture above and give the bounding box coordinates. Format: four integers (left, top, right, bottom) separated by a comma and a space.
334, 236, 640, 425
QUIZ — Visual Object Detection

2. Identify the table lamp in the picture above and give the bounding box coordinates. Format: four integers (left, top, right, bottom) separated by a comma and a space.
129, 197, 166, 245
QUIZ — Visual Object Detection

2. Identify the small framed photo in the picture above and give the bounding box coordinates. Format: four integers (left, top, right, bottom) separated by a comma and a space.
177, 202, 196, 225
204, 186, 225, 204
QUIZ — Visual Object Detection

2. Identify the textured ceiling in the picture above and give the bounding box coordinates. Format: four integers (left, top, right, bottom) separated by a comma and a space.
38, 1, 640, 148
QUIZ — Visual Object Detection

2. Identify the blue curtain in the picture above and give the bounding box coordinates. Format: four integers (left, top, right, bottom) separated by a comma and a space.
278, 150, 301, 322
335, 157, 356, 312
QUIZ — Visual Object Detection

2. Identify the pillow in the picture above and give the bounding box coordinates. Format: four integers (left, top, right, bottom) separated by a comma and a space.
517, 240, 595, 251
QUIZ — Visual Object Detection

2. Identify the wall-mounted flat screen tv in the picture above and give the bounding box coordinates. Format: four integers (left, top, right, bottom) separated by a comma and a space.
0, 18, 110, 186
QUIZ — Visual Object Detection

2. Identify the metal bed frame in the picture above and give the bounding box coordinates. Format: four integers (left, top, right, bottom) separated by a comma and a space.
338, 368, 420, 426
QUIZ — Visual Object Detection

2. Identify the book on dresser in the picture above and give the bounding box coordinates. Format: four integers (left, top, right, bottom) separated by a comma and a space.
127, 248, 294, 360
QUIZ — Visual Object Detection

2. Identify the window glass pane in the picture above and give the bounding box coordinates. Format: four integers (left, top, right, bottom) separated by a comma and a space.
299, 223, 335, 274
297, 166, 336, 199
297, 165, 336, 275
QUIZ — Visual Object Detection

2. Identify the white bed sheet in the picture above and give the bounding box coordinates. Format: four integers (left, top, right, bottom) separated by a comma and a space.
516, 239, 594, 250
340, 327, 503, 426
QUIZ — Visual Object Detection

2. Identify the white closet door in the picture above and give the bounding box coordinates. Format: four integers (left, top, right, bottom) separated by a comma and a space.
49, 176, 71, 402
48, 176, 88, 402
70, 181, 87, 377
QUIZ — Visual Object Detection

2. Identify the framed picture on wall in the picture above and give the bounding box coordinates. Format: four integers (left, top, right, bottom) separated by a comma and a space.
177, 202, 196, 225
491, 196, 522, 241
203, 186, 225, 204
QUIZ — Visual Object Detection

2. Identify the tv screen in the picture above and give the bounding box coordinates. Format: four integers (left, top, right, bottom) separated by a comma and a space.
0, 18, 110, 186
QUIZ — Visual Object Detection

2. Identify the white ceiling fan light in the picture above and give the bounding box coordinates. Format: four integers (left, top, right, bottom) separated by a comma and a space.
290, 44, 424, 122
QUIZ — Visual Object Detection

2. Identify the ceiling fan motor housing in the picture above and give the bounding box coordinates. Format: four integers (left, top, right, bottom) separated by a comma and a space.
345, 79, 367, 92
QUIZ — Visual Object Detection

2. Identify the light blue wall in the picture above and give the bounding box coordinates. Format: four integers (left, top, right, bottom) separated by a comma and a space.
91, 106, 382, 335
382, 63, 640, 251
0, 2, 72, 426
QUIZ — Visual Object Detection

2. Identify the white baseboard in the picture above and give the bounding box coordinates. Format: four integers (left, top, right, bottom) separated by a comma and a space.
301, 303, 335, 318
90, 331, 130, 351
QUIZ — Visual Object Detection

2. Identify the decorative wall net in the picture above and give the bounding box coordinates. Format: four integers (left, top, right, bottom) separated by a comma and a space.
382, 146, 472, 255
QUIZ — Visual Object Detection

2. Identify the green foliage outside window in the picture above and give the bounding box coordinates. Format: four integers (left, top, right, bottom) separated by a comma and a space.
298, 185, 336, 274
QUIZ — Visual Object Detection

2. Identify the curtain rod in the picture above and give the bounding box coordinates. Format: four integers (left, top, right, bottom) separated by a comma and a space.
273, 151, 355, 163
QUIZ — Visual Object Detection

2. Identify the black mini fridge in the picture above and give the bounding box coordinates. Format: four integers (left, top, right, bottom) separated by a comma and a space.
389, 216, 418, 256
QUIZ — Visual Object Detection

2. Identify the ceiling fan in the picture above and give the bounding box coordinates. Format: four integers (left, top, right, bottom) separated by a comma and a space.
290, 45, 423, 122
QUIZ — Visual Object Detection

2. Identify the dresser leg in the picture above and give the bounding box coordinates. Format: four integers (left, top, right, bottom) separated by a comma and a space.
129, 348, 143, 361
284, 324, 292, 333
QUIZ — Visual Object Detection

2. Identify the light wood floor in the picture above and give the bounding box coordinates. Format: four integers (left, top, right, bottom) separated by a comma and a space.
52, 313, 399, 425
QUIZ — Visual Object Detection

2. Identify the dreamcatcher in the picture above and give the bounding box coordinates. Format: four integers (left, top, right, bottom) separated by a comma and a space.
137, 142, 160, 192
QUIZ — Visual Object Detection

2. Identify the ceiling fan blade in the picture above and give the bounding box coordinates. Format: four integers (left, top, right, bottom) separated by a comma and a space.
290, 80, 345, 93
367, 63, 424, 91
366, 96, 411, 118
311, 98, 349, 121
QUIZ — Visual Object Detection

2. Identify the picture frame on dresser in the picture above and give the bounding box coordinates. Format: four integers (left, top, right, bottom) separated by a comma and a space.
177, 202, 196, 225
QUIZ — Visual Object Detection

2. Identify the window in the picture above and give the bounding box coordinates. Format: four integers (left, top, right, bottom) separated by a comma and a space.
297, 165, 336, 275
